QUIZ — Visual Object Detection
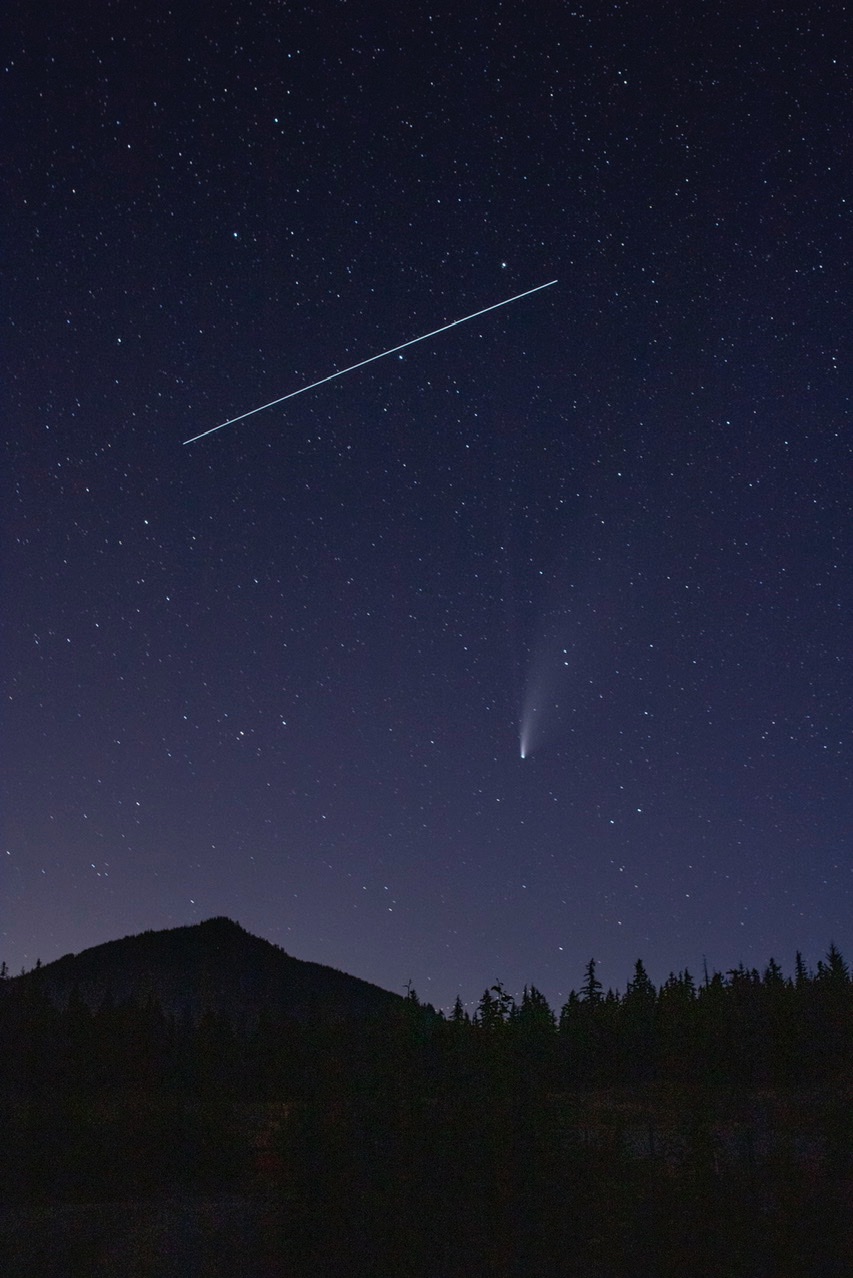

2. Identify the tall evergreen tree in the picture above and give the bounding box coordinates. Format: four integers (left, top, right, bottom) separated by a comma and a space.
625, 958, 657, 1005
580, 958, 603, 1005
819, 943, 849, 986
475, 981, 515, 1029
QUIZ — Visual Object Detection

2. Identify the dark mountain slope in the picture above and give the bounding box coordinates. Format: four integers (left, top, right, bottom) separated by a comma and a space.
12, 917, 403, 1023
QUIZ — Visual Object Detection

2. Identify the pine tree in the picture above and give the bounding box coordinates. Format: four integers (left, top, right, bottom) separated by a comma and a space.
580, 958, 603, 1005
794, 951, 810, 987
450, 995, 469, 1025
476, 981, 515, 1028
516, 985, 556, 1032
625, 958, 656, 1005
819, 943, 849, 986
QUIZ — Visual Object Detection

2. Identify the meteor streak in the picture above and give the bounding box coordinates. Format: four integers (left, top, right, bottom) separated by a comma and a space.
183, 279, 557, 444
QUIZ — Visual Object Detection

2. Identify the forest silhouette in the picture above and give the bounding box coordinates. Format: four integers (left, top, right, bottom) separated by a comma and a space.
1, 924, 851, 1276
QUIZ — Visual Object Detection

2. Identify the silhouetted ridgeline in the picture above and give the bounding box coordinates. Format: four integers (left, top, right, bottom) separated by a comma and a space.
7, 916, 403, 1024
1, 923, 851, 1275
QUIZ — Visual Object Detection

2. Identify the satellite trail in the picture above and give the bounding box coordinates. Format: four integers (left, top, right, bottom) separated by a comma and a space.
183, 279, 557, 444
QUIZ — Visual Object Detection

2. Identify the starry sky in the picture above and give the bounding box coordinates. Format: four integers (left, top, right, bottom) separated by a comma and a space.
4, 2, 850, 1008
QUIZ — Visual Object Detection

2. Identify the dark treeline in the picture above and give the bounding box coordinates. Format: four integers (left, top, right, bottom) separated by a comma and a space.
2, 948, 851, 1276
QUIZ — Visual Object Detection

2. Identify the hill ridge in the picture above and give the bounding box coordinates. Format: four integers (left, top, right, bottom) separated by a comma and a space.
12, 916, 403, 1023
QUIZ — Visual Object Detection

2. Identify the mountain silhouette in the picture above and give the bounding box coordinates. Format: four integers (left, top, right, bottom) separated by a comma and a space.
13, 917, 404, 1023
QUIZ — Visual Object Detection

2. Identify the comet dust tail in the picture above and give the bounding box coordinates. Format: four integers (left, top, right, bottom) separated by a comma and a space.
519, 563, 578, 760
184, 279, 558, 445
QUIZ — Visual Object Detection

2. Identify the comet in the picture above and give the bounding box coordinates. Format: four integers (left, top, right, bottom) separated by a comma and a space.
183, 279, 557, 444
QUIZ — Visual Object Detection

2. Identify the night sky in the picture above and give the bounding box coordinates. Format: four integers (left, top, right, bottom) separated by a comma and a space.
5, 2, 850, 1009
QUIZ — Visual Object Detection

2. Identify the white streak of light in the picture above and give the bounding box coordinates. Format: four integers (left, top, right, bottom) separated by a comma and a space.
183, 279, 557, 445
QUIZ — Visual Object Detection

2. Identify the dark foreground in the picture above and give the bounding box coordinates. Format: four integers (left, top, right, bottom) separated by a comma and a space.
3, 1096, 851, 1278
3, 943, 851, 1274
2, 1184, 851, 1278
